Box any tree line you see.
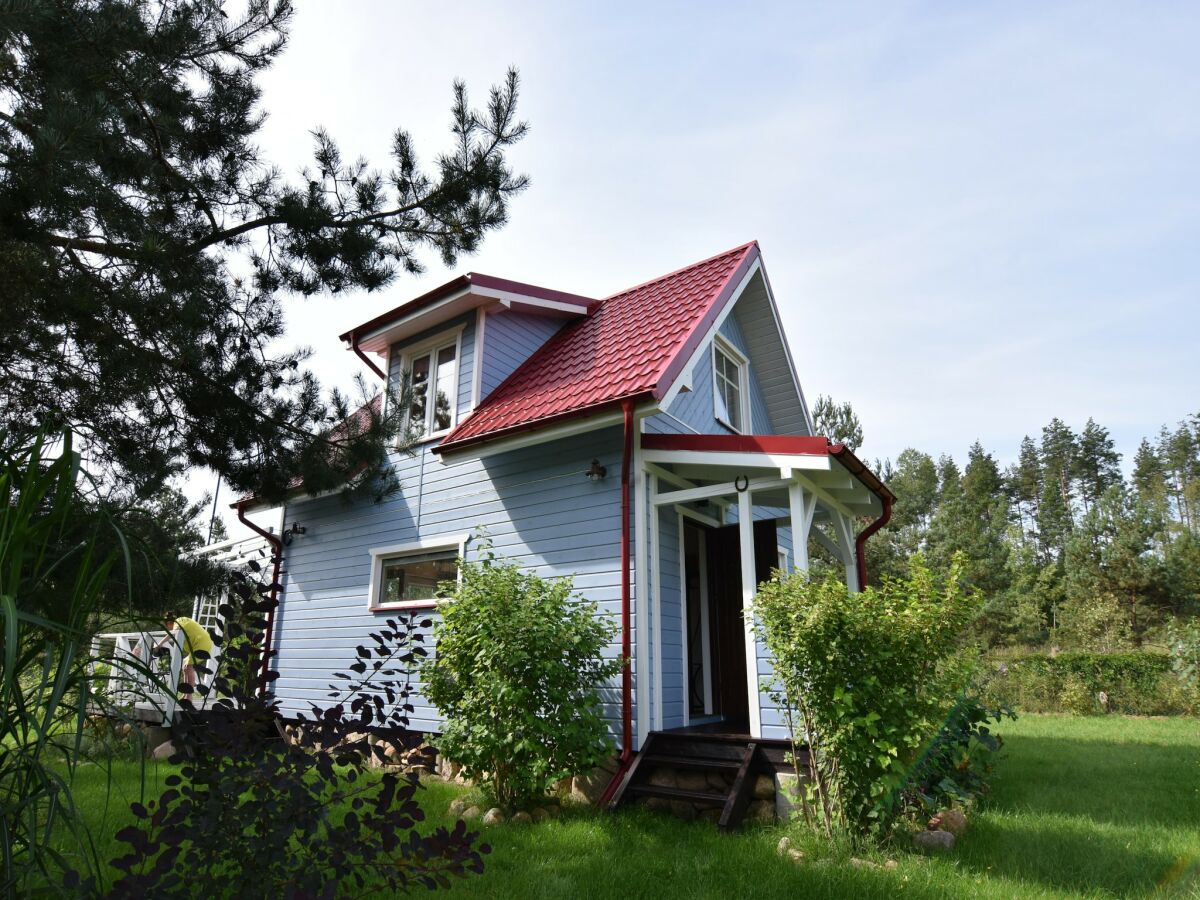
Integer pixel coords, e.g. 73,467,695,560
814,398,1200,651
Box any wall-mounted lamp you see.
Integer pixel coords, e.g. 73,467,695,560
282,522,307,546
585,459,608,482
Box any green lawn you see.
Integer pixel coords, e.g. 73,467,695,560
66,715,1200,898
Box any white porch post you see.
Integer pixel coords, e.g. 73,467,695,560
832,512,861,593
787,481,812,575
737,489,762,738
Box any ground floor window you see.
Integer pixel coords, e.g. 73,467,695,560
367,536,466,610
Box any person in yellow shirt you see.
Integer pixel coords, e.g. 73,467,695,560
152,613,214,689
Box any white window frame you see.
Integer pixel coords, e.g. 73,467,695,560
712,334,751,434
367,533,469,611
399,326,464,442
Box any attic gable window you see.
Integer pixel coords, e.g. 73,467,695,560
712,335,750,433
400,329,461,439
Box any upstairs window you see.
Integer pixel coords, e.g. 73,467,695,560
712,336,750,433
402,334,460,438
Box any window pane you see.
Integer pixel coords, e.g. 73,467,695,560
433,345,456,432
380,551,459,604
714,346,743,431
409,354,430,435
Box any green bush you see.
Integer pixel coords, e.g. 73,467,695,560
752,553,981,837
423,548,623,809
973,651,1196,715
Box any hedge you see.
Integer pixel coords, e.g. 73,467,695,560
973,651,1197,715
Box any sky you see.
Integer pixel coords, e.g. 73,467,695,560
202,1,1200,535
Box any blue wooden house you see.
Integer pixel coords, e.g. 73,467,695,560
239,242,893,818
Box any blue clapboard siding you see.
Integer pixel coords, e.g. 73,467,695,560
479,309,564,398
387,312,477,421
272,426,633,738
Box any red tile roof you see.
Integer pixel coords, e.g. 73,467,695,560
435,241,760,453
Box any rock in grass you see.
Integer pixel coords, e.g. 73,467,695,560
787,849,806,864
151,740,176,761
531,807,550,823
448,797,468,816
913,829,956,852
930,808,968,836
481,807,505,825
776,836,792,856
746,799,775,822
462,806,481,820
753,774,775,800
510,811,533,825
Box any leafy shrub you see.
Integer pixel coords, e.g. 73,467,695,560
1058,673,1098,715
752,554,981,836
1168,619,1200,697
99,562,488,897
906,696,1016,812
973,651,1195,715
422,548,622,809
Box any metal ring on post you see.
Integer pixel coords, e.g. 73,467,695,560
734,474,749,493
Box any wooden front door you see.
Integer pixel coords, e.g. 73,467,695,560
705,519,778,727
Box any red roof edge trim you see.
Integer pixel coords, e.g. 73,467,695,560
339,275,470,342
433,391,653,455
339,273,595,343
651,242,760,400
828,443,896,503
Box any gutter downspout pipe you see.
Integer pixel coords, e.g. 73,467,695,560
349,330,387,380
236,502,284,696
854,494,892,591
598,398,636,808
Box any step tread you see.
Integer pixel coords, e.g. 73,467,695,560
642,753,741,770
627,783,729,804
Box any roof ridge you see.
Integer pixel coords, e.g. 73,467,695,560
597,240,758,302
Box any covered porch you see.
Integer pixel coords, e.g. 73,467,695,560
640,433,893,741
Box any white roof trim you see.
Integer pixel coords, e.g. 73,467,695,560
658,258,763,411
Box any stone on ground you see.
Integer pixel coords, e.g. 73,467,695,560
913,829,956,852
675,770,709,792
462,806,481,820
481,808,505,825
752,774,774,800
531,807,550,823
510,811,533,825
930,808,968,836
151,740,176,760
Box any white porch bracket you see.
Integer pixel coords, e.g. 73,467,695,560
830,511,862,593
787,481,814,574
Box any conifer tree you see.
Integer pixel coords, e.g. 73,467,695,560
1037,418,1078,558
1,1,530,502
1074,418,1122,514
812,394,864,452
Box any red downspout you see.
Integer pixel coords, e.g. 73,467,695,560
598,398,636,808
236,502,284,696
349,330,387,380
854,495,892,590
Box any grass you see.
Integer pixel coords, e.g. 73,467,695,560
64,715,1199,898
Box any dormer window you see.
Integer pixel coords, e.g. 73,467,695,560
712,335,750,433
401,330,461,439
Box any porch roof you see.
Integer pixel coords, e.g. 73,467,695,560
640,433,894,517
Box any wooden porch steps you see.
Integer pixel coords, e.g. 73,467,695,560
608,730,792,831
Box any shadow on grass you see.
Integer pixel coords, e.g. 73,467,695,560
987,734,1200,829
954,812,1193,897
